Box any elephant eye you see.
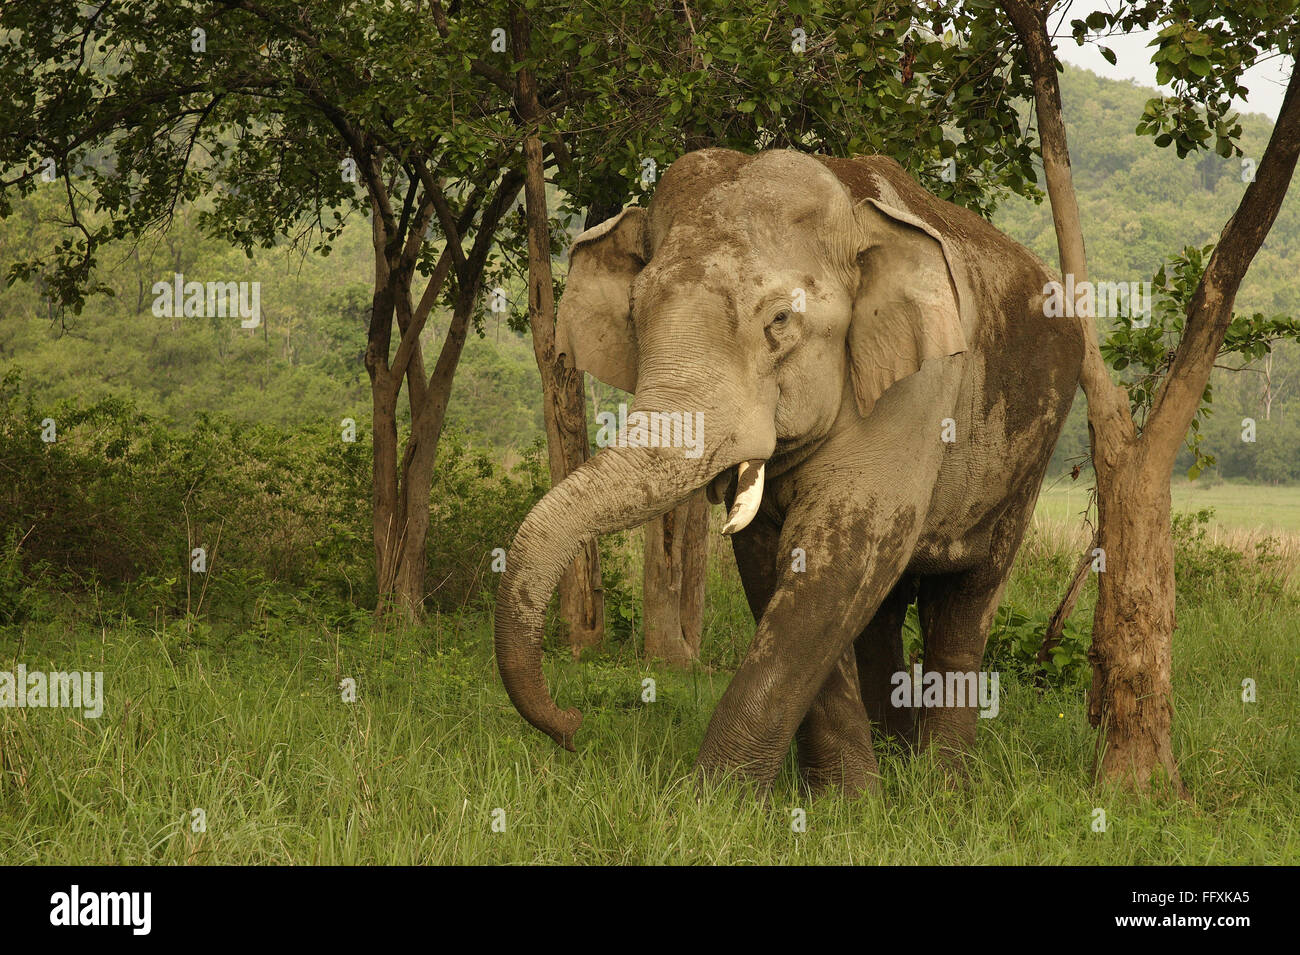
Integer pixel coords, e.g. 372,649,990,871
764,309,793,348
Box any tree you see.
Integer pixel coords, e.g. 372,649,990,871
0,1,539,620
1001,0,1300,790
509,3,604,652
642,490,710,666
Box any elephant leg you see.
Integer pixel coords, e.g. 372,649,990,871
795,647,879,795
914,494,1040,769
694,359,956,791
854,576,917,748
695,495,926,791
730,507,782,621
914,562,1010,770
733,506,878,795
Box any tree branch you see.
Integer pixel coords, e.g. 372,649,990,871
1145,67,1300,462
1001,0,1138,466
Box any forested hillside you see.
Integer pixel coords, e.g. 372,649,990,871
0,186,550,463
3,65,1298,480
993,68,1300,482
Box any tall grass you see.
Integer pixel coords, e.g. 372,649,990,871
3,380,1295,863
2,522,1296,865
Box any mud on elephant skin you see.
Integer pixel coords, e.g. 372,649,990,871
493,148,1083,795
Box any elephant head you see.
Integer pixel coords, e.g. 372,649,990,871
494,149,968,749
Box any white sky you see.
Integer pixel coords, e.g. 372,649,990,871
1051,0,1294,121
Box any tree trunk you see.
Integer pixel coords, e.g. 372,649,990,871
523,146,603,653
369,264,438,623
1003,0,1300,791
366,229,457,623
390,277,481,620
680,491,709,653
1263,351,1273,420
1088,450,1179,790
643,490,709,667
1003,0,1169,790
370,358,406,615
513,15,604,654
371,347,431,622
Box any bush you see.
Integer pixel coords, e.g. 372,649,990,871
424,432,547,614
0,526,57,625
1172,507,1285,605
905,600,1092,688
1,366,572,627
982,604,1091,686
0,368,371,620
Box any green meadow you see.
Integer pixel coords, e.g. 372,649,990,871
1036,481,1300,535
3,503,1297,865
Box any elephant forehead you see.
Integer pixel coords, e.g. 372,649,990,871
641,236,789,300
651,199,843,281
638,241,832,331
657,208,826,268
703,177,845,234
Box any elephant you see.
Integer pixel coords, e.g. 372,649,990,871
494,148,1083,795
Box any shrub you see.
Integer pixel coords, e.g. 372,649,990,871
0,368,370,620
1172,507,1285,604
424,431,547,614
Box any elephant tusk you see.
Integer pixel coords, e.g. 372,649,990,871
721,459,766,535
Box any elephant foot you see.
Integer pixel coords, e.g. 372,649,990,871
796,705,881,797
916,709,978,781
692,749,784,797
798,751,881,798
796,661,882,798
692,734,880,798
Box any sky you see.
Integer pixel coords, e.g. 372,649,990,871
1050,0,1293,121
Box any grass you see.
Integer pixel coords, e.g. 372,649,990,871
1034,478,1300,589
1037,477,1300,534
2,514,1298,864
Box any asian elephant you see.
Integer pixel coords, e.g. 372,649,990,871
494,148,1082,795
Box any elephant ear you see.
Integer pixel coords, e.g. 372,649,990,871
556,207,648,393
847,198,967,418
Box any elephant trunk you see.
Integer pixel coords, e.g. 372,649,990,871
494,439,724,749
